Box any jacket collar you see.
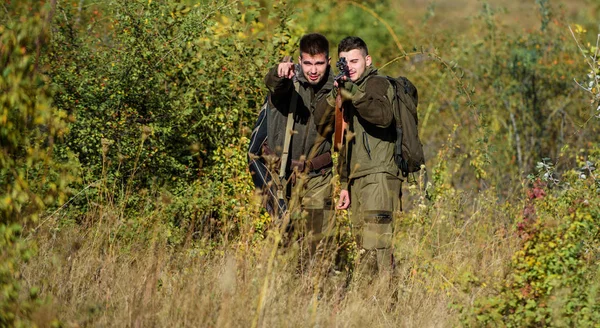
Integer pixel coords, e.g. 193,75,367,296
353,65,378,85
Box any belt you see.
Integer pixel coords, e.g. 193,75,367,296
290,151,333,175
262,144,332,176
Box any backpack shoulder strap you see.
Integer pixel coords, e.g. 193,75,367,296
382,76,401,126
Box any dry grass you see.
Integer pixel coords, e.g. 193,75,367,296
22,186,519,327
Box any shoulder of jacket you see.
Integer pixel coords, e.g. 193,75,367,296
365,75,395,91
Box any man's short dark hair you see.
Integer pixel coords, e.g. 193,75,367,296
338,36,368,56
299,33,329,58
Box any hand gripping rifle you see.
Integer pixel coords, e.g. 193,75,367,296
333,57,350,151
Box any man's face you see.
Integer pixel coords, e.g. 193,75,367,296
339,49,371,82
299,53,330,85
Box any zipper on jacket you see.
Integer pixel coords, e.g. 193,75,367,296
363,131,372,160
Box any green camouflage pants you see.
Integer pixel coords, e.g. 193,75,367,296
349,172,402,273
292,169,334,257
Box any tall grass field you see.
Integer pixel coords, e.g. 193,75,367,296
2,0,600,326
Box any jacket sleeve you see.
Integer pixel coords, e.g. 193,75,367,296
264,65,293,99
314,88,336,137
345,77,393,128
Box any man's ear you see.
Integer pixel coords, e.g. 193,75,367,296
328,56,331,65
365,55,372,66
297,55,302,63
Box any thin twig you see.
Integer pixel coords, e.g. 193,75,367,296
28,181,101,237
568,26,596,71
343,1,404,54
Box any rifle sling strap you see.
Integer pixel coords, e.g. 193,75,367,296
334,92,344,151
277,81,299,199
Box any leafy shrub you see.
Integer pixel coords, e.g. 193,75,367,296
467,158,600,326
1,1,77,325
48,0,295,190
162,136,264,246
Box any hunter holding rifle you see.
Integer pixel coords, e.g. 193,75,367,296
315,36,402,275
259,33,335,258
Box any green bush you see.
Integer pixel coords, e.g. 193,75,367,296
47,0,296,191
467,154,600,326
1,1,77,325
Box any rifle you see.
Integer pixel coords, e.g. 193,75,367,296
333,57,350,151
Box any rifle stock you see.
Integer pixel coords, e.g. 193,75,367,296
333,57,350,152
334,92,344,152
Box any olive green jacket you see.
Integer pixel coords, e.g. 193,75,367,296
314,65,399,189
263,64,334,176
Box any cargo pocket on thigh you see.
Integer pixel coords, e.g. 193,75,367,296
386,174,402,213
362,211,393,250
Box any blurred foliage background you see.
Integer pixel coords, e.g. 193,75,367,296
2,0,600,326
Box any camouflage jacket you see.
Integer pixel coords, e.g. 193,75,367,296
315,65,399,189
263,63,334,176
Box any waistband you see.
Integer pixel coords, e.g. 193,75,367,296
262,144,332,176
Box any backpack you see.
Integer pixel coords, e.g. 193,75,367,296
247,95,287,216
386,76,425,177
